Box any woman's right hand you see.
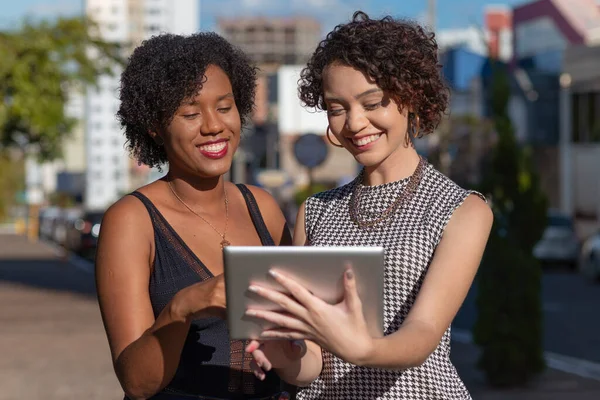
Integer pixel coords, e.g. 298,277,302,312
174,274,227,321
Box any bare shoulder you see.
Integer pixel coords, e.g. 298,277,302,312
446,194,493,235
243,184,279,206
293,200,308,246
96,194,154,269
242,184,291,245
101,194,153,235
243,184,284,219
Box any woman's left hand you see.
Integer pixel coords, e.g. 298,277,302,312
246,267,375,366
245,339,306,380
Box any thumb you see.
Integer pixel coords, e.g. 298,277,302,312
245,340,261,353
343,265,362,313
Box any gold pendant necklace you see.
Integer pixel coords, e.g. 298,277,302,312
167,179,230,249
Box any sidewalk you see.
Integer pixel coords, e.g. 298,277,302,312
0,234,122,400
3,233,600,399
452,339,600,399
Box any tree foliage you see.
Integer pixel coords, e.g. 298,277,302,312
0,17,122,160
473,63,547,387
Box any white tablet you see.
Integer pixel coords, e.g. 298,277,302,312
223,246,385,340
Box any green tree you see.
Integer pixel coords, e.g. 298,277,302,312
0,17,122,160
473,64,548,387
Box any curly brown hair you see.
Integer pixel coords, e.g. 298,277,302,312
298,11,449,136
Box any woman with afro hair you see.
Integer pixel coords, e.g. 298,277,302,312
95,32,322,400
244,11,493,400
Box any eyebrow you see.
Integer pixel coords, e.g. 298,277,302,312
217,93,234,101
324,88,383,103
184,92,234,105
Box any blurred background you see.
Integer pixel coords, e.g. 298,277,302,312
1,0,600,399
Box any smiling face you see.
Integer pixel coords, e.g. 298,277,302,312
154,64,241,178
322,63,410,169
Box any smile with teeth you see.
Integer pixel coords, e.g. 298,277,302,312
352,133,382,146
198,142,227,153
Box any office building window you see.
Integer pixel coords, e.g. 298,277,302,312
145,24,161,32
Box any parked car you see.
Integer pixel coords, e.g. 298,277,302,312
579,230,600,281
38,206,62,241
533,211,580,269
64,210,104,260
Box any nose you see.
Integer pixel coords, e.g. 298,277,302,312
345,108,369,134
201,109,225,135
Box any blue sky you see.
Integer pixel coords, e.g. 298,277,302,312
1,0,527,32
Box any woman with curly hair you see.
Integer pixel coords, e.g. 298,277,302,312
95,32,322,400
244,11,493,399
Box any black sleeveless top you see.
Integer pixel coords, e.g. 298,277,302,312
129,184,282,399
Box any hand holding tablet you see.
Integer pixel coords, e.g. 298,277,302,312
223,246,385,341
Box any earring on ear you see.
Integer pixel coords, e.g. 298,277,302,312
405,113,420,147
412,114,421,139
326,126,344,148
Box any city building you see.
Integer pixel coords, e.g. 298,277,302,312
29,86,87,205
510,0,600,145
508,0,600,214
439,6,513,120
84,0,199,210
437,5,513,61
276,65,356,190
561,43,600,224
217,16,321,68
217,16,326,190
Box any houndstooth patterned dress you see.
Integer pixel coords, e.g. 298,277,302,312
297,160,483,400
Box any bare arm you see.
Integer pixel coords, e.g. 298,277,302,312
96,196,224,399
276,201,322,386
359,195,493,369
245,192,322,386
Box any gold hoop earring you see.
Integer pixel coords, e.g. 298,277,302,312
326,126,344,148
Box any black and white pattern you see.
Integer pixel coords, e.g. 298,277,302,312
298,161,484,400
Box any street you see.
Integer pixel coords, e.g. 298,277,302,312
2,233,600,399
454,266,600,364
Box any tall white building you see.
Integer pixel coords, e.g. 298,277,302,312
84,0,198,210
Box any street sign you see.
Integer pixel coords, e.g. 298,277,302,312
293,133,328,169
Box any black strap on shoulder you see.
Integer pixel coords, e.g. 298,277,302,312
129,191,159,219
235,184,275,246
